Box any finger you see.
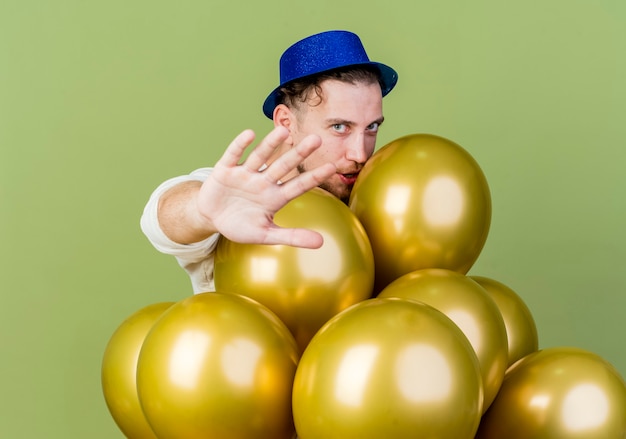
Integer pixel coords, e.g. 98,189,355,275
216,129,256,168
278,162,336,201
263,226,324,249
262,134,322,183
243,126,290,172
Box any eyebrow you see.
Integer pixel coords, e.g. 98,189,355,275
326,116,385,127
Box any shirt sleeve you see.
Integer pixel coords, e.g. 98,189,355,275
140,167,219,294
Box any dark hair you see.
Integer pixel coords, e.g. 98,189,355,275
276,65,382,113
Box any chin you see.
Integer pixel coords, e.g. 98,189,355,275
319,183,351,204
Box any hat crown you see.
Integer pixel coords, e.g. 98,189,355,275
279,31,371,84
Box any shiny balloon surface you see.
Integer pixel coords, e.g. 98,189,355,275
293,298,483,439
349,134,491,292
215,187,374,351
476,347,626,439
379,268,508,411
136,292,299,439
101,301,174,439
471,275,538,366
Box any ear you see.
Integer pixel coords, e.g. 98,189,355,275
273,104,296,146
273,104,294,129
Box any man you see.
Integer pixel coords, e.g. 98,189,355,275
141,30,398,293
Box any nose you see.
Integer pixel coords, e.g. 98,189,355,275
345,133,368,164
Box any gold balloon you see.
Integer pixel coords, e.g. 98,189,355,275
101,301,174,439
379,268,508,412
293,298,483,439
215,187,375,352
136,292,300,439
470,275,538,367
349,134,491,292
476,347,626,439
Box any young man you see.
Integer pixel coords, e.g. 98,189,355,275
141,30,398,293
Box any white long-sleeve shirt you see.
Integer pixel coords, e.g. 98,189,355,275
140,168,220,294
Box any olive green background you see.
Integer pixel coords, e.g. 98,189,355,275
1,0,625,437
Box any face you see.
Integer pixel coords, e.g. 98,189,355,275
285,80,384,203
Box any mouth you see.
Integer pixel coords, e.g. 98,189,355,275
339,171,360,185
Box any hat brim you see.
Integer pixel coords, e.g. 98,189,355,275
262,62,398,119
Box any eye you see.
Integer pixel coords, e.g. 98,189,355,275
332,123,347,133
367,122,380,132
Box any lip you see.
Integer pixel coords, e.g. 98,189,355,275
339,171,360,185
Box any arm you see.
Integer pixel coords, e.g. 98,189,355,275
156,126,336,249
157,179,213,245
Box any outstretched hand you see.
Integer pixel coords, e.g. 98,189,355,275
196,126,336,248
